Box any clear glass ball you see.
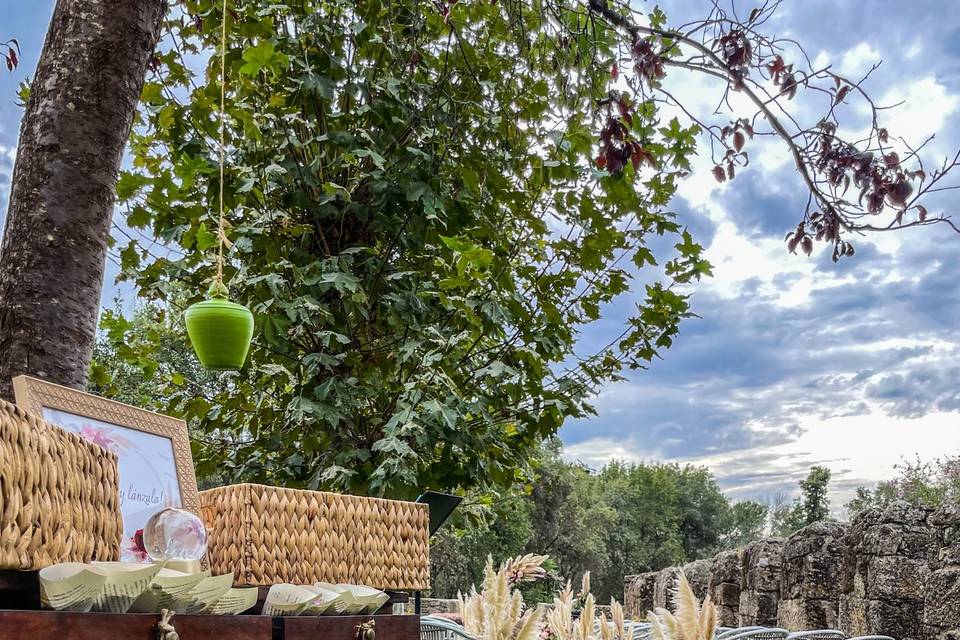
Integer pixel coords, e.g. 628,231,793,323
142,507,208,562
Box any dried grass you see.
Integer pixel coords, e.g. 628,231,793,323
645,574,719,640
460,556,719,640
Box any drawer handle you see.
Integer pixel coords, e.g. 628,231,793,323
156,609,180,640
356,619,376,640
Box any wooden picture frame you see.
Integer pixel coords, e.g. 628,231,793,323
12,375,201,563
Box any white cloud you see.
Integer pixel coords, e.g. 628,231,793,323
876,75,959,151
709,407,960,505
561,0,960,518
752,138,795,175
565,406,960,509
700,220,813,304
562,437,655,468
840,43,881,77
904,40,924,60
0,144,14,169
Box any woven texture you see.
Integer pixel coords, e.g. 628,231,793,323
200,483,430,589
0,399,122,568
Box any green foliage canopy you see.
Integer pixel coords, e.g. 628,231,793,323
720,499,768,549
112,0,709,496
429,449,763,602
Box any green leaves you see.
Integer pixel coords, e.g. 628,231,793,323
438,235,494,289
239,41,288,76
300,72,335,100
195,223,217,251
127,205,151,229
116,171,151,201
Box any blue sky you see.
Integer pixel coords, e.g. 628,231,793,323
560,0,960,507
1,1,958,509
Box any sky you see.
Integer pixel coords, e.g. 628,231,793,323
1,1,958,512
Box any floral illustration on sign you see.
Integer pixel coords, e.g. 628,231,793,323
122,528,149,562
77,423,134,454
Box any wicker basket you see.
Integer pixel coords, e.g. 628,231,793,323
0,399,122,569
200,483,430,589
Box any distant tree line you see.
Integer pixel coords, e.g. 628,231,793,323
429,455,960,601
429,442,769,602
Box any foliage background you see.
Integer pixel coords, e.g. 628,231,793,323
105,0,711,500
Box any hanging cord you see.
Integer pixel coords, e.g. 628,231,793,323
214,0,230,296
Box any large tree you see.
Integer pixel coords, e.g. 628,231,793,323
115,0,712,497
103,0,959,497
0,0,166,398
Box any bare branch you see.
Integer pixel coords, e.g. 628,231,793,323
585,0,960,261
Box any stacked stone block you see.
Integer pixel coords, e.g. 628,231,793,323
778,521,848,630
838,502,933,640
710,550,743,627
925,502,960,640
654,566,683,611
739,538,784,627
624,572,658,620
619,499,960,638
683,559,713,602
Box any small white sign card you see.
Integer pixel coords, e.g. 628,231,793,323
13,375,202,563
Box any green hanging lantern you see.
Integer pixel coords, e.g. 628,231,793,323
185,282,254,371
184,0,253,372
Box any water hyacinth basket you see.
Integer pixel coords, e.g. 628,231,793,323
199,483,430,589
0,400,122,569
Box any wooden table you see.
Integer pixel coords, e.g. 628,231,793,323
0,610,420,640
0,570,410,614
0,569,420,639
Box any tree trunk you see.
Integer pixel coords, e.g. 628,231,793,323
0,0,166,399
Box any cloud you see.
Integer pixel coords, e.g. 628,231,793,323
840,43,882,77
564,405,960,508
563,167,960,507
718,173,804,240
876,76,959,148
865,366,960,417
575,219,959,478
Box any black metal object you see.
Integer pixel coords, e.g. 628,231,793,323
415,491,462,537
413,492,461,615
0,570,40,610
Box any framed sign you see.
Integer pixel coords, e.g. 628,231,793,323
13,375,201,563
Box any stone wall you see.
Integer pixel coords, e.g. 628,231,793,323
654,566,684,611
625,572,657,619
710,550,742,627
683,559,713,602
621,500,960,638
625,560,716,620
